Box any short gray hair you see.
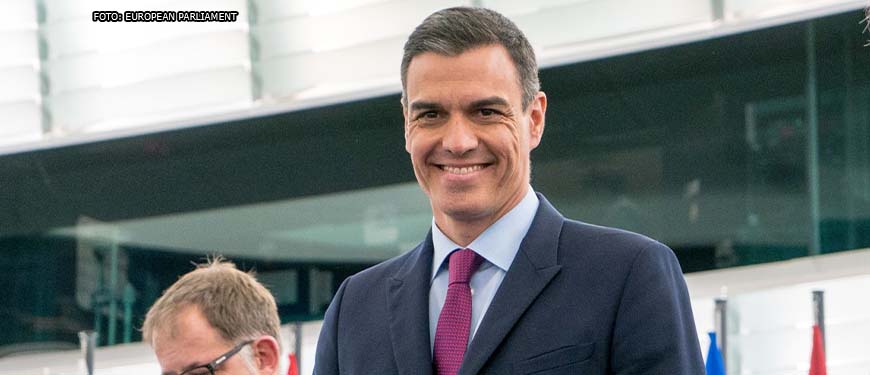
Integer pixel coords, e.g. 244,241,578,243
400,7,540,108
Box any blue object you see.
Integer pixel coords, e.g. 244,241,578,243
706,331,726,375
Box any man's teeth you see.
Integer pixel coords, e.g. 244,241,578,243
443,165,484,175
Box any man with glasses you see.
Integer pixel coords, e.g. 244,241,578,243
142,259,281,375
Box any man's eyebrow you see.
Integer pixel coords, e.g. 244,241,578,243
409,101,443,112
468,96,510,109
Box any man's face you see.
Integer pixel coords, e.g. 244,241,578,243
403,44,546,230
152,305,258,375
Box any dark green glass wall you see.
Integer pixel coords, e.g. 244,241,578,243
0,9,868,353
535,11,870,271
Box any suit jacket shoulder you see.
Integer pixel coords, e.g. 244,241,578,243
315,234,435,375
465,195,704,374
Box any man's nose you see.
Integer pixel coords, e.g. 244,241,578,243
441,117,478,155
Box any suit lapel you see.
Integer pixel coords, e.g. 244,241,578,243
387,231,435,375
459,194,565,375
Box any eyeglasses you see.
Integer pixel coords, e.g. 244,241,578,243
178,340,254,375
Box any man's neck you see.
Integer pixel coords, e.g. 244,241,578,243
433,217,490,247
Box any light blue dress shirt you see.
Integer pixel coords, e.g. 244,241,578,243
429,187,540,353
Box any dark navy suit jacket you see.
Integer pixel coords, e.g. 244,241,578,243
314,194,704,374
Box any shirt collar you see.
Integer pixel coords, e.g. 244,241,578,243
431,186,540,281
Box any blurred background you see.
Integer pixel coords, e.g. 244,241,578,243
1,0,869,374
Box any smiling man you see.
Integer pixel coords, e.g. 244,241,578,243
142,259,281,375
315,7,704,375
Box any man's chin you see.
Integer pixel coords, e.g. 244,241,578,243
436,202,493,223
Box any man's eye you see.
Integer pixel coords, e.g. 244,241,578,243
182,367,212,375
416,111,439,120
479,108,497,116
190,369,211,375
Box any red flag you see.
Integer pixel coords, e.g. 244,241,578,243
809,325,826,375
287,353,299,375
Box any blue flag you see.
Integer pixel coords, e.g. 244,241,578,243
706,331,726,375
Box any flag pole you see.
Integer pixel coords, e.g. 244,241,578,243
714,297,727,368
812,290,825,352
295,321,303,374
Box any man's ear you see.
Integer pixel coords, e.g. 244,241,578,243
252,336,280,375
528,91,547,150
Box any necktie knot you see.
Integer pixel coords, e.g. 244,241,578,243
448,248,483,285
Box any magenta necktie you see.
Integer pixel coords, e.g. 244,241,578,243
433,248,484,375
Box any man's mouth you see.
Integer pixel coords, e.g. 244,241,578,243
439,164,488,175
